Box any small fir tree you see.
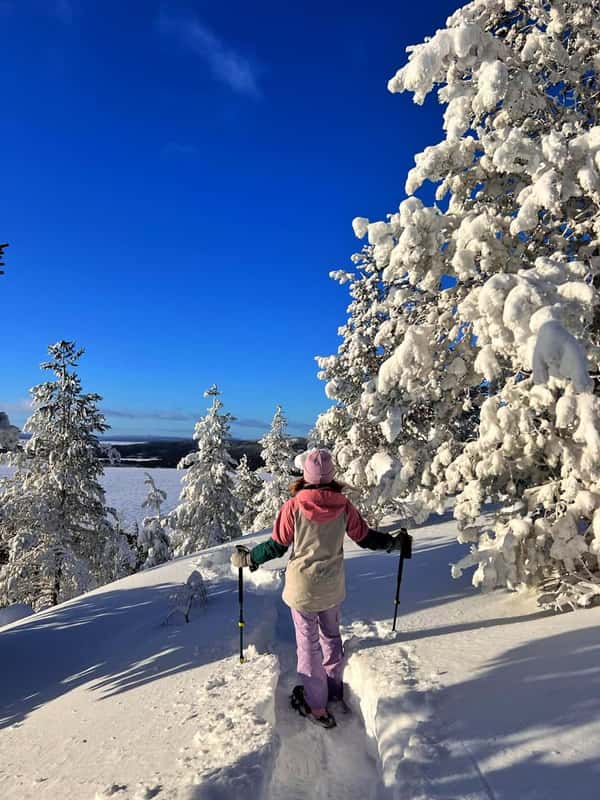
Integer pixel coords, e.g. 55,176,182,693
252,406,295,532
0,341,129,609
138,472,172,569
104,508,139,580
234,454,262,533
168,386,241,555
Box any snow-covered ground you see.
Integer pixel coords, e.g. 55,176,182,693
0,466,184,529
2,508,600,800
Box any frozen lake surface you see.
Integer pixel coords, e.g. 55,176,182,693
0,465,184,527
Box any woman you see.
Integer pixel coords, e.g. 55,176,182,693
231,448,408,729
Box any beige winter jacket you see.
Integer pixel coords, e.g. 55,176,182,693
272,489,369,613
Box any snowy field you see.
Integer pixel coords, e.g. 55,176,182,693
2,508,600,800
0,466,184,529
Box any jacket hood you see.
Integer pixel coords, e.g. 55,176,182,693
295,489,347,523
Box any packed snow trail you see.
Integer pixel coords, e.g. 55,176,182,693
267,600,384,800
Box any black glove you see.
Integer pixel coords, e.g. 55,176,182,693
387,528,412,558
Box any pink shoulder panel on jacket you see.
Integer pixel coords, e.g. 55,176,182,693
272,497,297,546
272,491,368,545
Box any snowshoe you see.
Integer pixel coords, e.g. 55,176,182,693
310,710,337,729
290,685,337,729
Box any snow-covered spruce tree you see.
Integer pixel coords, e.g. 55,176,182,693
313,247,395,522
0,341,130,609
319,216,476,525
168,385,241,555
252,405,295,532
234,454,262,533
138,472,171,569
348,0,600,605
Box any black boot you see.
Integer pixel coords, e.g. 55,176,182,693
290,685,337,729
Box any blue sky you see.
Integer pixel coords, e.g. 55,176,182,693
1,0,459,438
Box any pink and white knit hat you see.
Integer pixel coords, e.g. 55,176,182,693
303,449,335,485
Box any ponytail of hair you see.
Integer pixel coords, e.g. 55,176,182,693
289,477,345,496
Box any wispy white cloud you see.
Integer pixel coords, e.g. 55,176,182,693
0,401,309,437
158,9,261,98
103,407,310,435
102,407,196,423
235,417,311,435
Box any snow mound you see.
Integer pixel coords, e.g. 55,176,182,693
194,546,283,592
184,649,279,798
0,603,34,628
193,546,235,581
342,620,436,798
532,320,592,393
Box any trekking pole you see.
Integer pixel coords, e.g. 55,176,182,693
238,565,245,664
392,529,413,632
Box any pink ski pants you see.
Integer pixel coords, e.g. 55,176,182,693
290,605,344,712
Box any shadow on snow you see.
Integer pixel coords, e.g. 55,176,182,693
0,574,273,730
